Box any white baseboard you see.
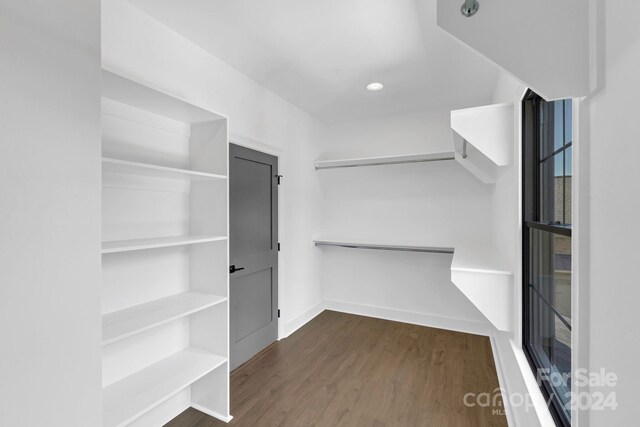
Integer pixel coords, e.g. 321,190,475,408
324,299,493,337
190,404,233,423
281,300,325,338
142,399,191,427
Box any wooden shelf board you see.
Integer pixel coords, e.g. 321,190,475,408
102,292,227,345
103,157,227,181
103,348,226,427
314,152,455,170
102,235,226,254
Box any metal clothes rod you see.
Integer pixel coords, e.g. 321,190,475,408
313,240,455,254
315,157,455,170
314,152,456,171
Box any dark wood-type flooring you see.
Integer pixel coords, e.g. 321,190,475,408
166,310,507,427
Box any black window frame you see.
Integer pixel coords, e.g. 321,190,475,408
522,90,572,427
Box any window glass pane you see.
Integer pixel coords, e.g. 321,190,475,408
564,146,572,177
528,228,572,407
539,154,565,223
564,146,572,224
539,103,552,159
528,287,572,383
539,100,565,160
539,160,551,221
564,100,572,145
554,101,564,151
529,228,572,315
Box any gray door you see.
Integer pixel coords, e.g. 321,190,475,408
229,144,278,370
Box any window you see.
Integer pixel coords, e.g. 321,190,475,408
522,91,572,426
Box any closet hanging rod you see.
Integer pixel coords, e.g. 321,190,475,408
314,240,454,254
314,152,456,170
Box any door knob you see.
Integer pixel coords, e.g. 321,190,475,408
229,265,245,274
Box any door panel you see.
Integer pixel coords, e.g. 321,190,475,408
234,158,273,257
229,144,278,370
234,268,274,340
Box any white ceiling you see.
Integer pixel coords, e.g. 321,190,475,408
128,0,500,123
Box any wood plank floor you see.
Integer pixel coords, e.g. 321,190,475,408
166,310,507,427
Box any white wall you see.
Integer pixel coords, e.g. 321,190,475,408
102,0,325,337
582,2,640,424
0,2,102,426
318,109,494,334
491,70,525,267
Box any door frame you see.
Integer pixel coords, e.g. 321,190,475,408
229,133,284,339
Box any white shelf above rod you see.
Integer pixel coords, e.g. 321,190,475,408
314,152,455,170
314,240,454,254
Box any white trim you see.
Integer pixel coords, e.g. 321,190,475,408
324,299,493,337
281,300,325,339
513,87,527,346
510,341,557,427
229,132,283,157
189,404,233,423
489,334,517,427
151,400,191,427
489,333,558,427
572,97,589,427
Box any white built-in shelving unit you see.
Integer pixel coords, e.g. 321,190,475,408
450,245,514,331
101,70,231,426
447,102,515,330
450,102,514,184
314,239,514,331
314,105,516,331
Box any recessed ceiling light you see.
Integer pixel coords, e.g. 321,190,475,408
366,82,384,92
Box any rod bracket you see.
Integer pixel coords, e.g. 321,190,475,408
461,0,479,17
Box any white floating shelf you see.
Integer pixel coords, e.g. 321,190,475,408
451,103,514,184
314,238,513,331
102,235,226,254
102,292,227,345
450,245,513,331
103,348,226,427
103,157,227,181
314,240,454,254
314,152,455,170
